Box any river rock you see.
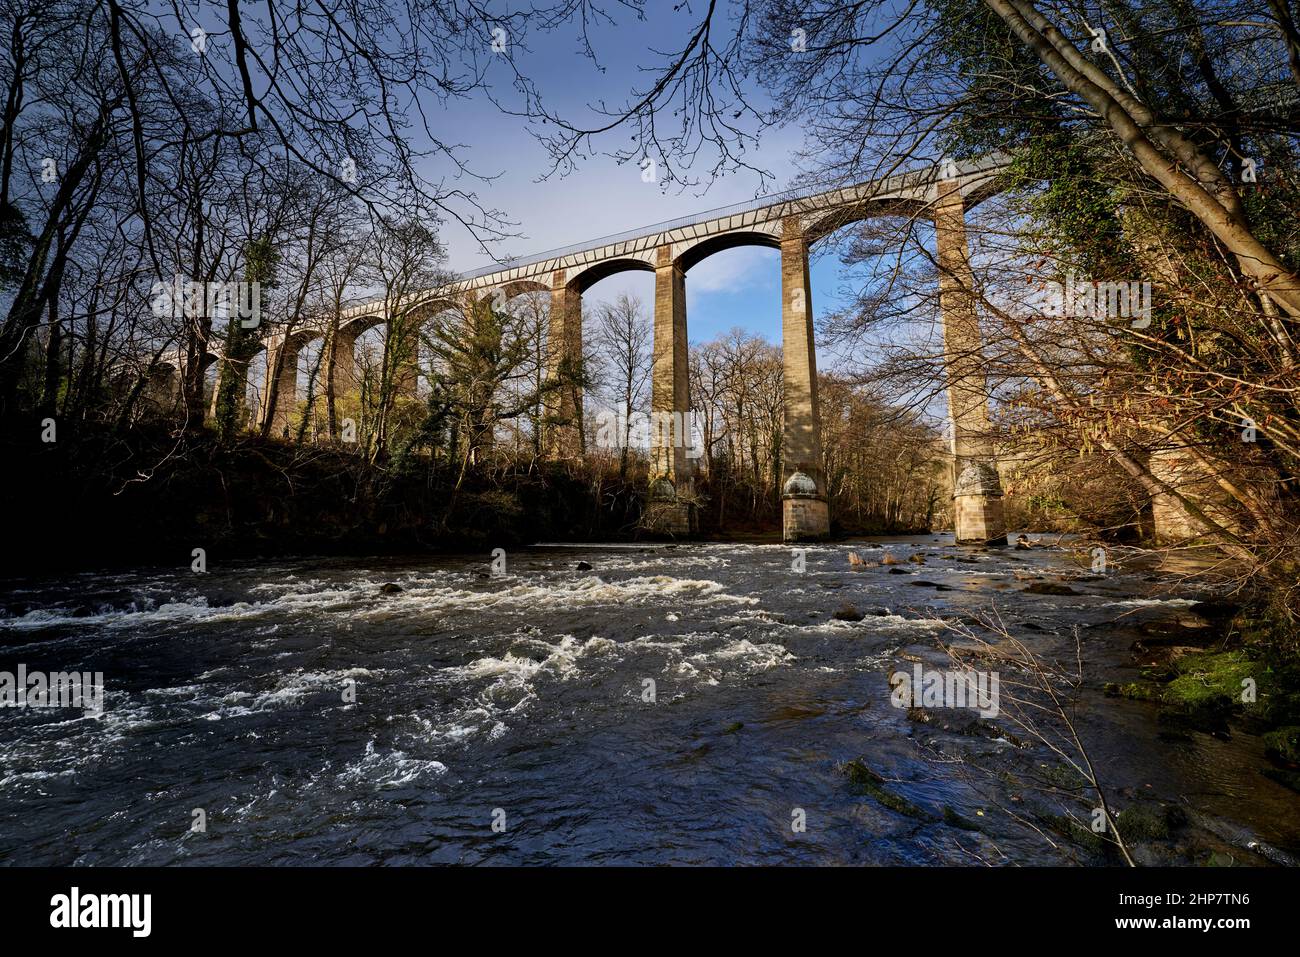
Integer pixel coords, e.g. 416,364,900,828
832,602,865,622
575,561,593,571
1134,616,1214,647
379,582,403,595
1188,598,1240,621
1022,582,1079,596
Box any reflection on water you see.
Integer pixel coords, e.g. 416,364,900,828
0,537,1295,865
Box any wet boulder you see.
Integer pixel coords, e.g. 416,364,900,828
1134,615,1215,648
1021,582,1079,596
1188,598,1240,622
832,602,865,622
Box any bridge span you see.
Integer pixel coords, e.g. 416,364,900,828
164,155,1012,544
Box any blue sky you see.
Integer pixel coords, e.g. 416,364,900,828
416,5,855,349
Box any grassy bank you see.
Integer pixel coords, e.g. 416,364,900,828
1106,597,1300,793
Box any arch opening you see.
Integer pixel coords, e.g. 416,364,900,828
570,257,655,295
676,230,780,274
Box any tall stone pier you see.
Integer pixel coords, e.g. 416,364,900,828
780,217,830,541
263,334,300,438
644,246,696,535
329,323,363,400
548,273,584,457
320,322,362,439
934,180,1007,545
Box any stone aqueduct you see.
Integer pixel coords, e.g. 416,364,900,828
160,155,1012,544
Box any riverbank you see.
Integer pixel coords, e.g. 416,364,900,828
1102,597,1300,812
1,424,937,575
1,425,638,575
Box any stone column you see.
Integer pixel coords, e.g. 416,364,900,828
461,293,494,460
780,216,830,542
329,322,362,399
147,362,181,415
548,272,584,457
206,359,225,422
935,179,1007,545
1147,446,1241,544
1148,448,1199,543
326,322,362,440
263,334,300,439
645,246,695,535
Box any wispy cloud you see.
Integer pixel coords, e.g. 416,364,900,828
686,246,777,295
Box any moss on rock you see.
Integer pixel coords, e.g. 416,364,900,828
1262,726,1300,764
1116,803,1185,842
1104,681,1163,702
840,759,935,821
942,805,981,831
1163,650,1258,712
1039,812,1106,854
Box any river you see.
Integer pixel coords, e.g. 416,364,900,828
1,536,1296,865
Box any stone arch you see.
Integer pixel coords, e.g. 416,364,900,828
674,228,781,272
485,279,551,303
538,261,661,458
405,294,465,320
338,311,385,339
327,297,454,400
802,197,928,247
568,257,656,294
413,298,472,394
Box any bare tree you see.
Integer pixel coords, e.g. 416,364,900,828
594,293,652,480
